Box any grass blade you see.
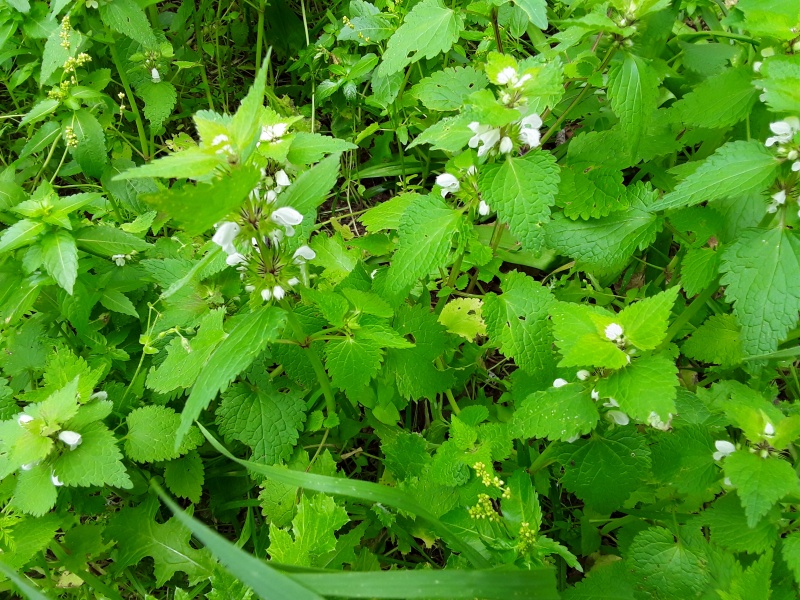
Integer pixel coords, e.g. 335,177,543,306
0,562,50,600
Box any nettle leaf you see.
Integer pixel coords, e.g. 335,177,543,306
125,405,203,463
99,0,157,46
74,225,150,256
557,427,651,513
53,422,132,489
216,381,306,464
280,153,342,214
682,314,743,367
550,303,629,369
546,182,662,275
67,110,108,179
106,496,215,586
164,450,205,504
607,53,660,158
12,465,58,516
287,133,356,165
514,0,547,29
555,166,628,220
720,227,800,357
177,306,287,447
671,67,757,129
384,194,465,297
0,219,45,254
596,352,678,422
628,527,711,598
503,470,543,532
680,246,720,297
411,66,488,112
483,271,557,375
617,286,679,350
377,0,463,77
782,531,800,587
759,55,800,113
115,148,225,181
338,0,393,44
724,450,800,527
325,335,383,395
478,150,560,252
40,230,78,294
438,298,486,340
511,383,599,442
652,141,778,211
702,493,779,555
138,81,178,131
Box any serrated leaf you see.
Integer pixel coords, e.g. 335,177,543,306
53,422,132,488
720,227,800,357
672,67,757,129
628,527,710,598
164,450,205,504
555,166,628,220
514,0,547,28
288,133,356,165
759,55,800,113
724,450,799,527
407,113,475,152
377,0,463,77
359,192,419,233
702,493,778,555
438,298,486,340
138,81,177,131
550,303,629,369
74,225,149,256
680,246,720,296
503,470,542,533
0,219,45,255
100,289,138,317
177,306,287,446
478,150,560,252
652,141,778,211
325,336,383,395
40,230,77,294
411,66,488,112
67,110,108,179
682,314,743,367
483,271,557,374
596,352,677,422
782,531,800,587
114,147,225,181
279,153,341,214
125,405,203,463
99,0,156,46
216,383,306,464
511,384,599,442
618,286,679,350
19,99,60,128
607,53,659,158
11,465,58,516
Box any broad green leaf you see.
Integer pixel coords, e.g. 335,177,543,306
550,303,629,369
230,60,269,155
98,0,156,46
782,531,800,587
557,428,651,512
268,494,349,566
411,66,488,112
40,230,77,294
682,314,743,367
407,113,475,152
288,133,356,165
759,55,800,113
720,227,800,357
438,298,486,340
325,335,383,395
555,166,628,220
18,99,59,128
724,450,799,527
502,470,543,533
680,246,720,296
478,150,560,252
176,306,287,447
125,405,203,463
618,286,679,350
483,271,557,374
11,465,58,516
359,192,419,233
338,0,393,44
19,121,61,159
652,141,778,211
607,53,660,158
514,0,547,28
672,67,757,129
216,382,306,464
138,81,177,131
511,384,599,442
561,562,635,600
68,110,108,179
114,148,225,181
0,219,45,254
164,450,205,504
596,352,677,422
100,290,138,317
628,527,710,598
53,422,132,489
702,493,779,555
142,166,261,235
279,153,341,214
377,0,463,77
74,225,149,256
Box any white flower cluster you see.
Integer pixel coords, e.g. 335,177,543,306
765,117,800,170
434,166,491,215
16,413,82,487
151,68,161,83
259,122,288,145
467,113,542,158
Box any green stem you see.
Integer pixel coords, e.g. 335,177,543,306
490,7,504,53
255,0,266,74
529,442,556,474
110,43,149,160
192,0,215,111
434,252,464,313
658,279,720,350
435,357,460,415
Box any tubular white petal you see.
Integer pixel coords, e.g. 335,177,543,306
607,410,630,425
478,200,491,216
293,245,316,262
226,253,247,266
151,68,161,83
271,207,304,227
604,322,624,341
261,288,272,301
576,370,590,381
499,136,513,154
272,286,285,301
51,472,64,487
17,414,33,425
552,378,569,388
212,222,241,253
714,440,736,457
496,66,517,85
275,170,291,187
89,391,108,401
58,430,82,450
287,277,300,286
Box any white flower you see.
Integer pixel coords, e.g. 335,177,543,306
604,322,624,342
212,221,241,255
85,0,98,8
275,170,291,188
496,66,518,85
225,252,247,266
58,430,82,450
51,472,64,487
499,136,513,154
591,389,600,401
647,411,673,431
261,288,272,301
794,161,800,172
552,378,569,388
293,245,316,263
603,397,620,408
764,421,775,438
478,200,491,216
767,189,788,213
266,189,278,203
151,68,161,83
723,477,733,487
519,113,542,148
565,434,580,443
211,134,229,147
576,370,591,381
753,61,763,73
287,277,300,287
712,440,736,461
112,254,127,267
89,391,108,401
272,286,285,301
606,410,630,425
468,122,501,157
436,173,460,197
17,414,33,426
271,207,303,236
765,117,800,146
260,123,288,143
21,462,37,471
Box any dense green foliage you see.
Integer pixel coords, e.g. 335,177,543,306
2,0,800,598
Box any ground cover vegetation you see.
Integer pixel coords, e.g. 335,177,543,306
1,0,800,598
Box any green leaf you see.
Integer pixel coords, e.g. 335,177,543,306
483,271,557,374
782,531,800,587
720,227,800,357
503,470,543,533
759,55,800,113
682,314,743,367
177,306,287,447
411,66,488,112
376,0,463,77
67,110,108,179
550,303,629,369
724,450,799,527
0,219,45,255
555,166,627,220
702,493,778,555
359,192,419,233
230,60,269,155
53,422,132,488
216,382,306,464
74,225,150,256
114,148,225,181
19,122,61,159
680,246,720,297
628,527,711,598
164,450,205,504
125,405,203,463
279,153,341,214
100,290,138,317
18,99,60,128
0,561,50,600
511,383,599,442
407,113,475,152
607,53,660,158
545,183,662,275
99,0,156,46
618,286,679,350
596,352,677,422
40,230,78,294
287,133,356,164
438,298,486,340
478,150,560,252
268,494,349,566
652,141,778,211
138,81,177,131
557,427,652,513
514,0,547,29
325,336,383,395
143,166,262,235
11,465,58,516
338,0,393,45
672,67,758,129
